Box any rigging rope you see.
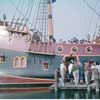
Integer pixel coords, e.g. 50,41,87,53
30,0,39,29
18,0,31,30
83,0,100,17
33,0,41,31
22,0,34,30
93,16,100,39
9,0,21,27
93,1,100,39
87,0,98,34
83,0,100,40
9,0,31,29
13,0,25,29
8,0,25,40
9,0,25,20
8,0,49,42
32,0,48,41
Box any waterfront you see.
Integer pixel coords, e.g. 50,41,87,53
0,90,100,99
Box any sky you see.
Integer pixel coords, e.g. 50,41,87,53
53,0,100,42
0,0,100,42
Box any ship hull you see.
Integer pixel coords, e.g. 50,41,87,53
0,74,54,91
0,46,100,79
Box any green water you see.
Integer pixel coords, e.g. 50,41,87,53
0,90,99,99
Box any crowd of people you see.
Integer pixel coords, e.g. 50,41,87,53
59,56,100,87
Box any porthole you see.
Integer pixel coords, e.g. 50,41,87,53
86,46,93,53
57,46,63,52
71,46,78,53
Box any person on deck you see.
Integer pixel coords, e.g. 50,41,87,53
84,61,89,85
78,60,84,83
68,59,74,83
90,62,97,82
90,62,99,90
59,60,67,86
72,59,79,86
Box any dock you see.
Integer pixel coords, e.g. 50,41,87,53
49,69,100,92
50,82,99,91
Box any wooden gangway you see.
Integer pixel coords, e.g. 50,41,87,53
50,82,99,91
49,69,100,92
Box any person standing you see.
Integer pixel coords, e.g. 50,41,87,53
68,59,74,83
90,62,99,91
90,62,96,82
84,61,89,85
78,59,84,83
72,59,79,86
59,60,67,86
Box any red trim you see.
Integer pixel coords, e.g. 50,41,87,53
0,75,54,84
0,87,48,93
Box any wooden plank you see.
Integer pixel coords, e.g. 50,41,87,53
50,83,99,91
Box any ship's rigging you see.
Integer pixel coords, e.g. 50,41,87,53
83,0,100,43
1,0,56,42
1,0,100,44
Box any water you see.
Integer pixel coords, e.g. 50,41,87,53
0,90,100,99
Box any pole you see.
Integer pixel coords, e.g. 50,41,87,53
47,0,54,40
54,69,59,91
95,69,99,92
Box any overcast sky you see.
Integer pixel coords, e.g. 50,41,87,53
0,0,100,42
53,0,100,41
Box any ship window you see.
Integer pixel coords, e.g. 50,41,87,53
0,56,5,63
71,46,78,53
86,46,93,53
57,46,63,53
13,57,20,68
13,56,27,69
20,56,27,68
42,61,49,70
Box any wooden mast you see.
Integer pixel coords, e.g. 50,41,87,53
48,0,54,41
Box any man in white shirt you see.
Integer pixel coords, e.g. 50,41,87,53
90,62,96,81
60,60,66,86
68,59,74,74
84,61,89,85
68,59,74,83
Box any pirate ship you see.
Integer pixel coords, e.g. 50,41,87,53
0,0,100,82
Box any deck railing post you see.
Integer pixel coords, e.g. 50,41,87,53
54,69,59,91
95,69,99,92
87,85,90,92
